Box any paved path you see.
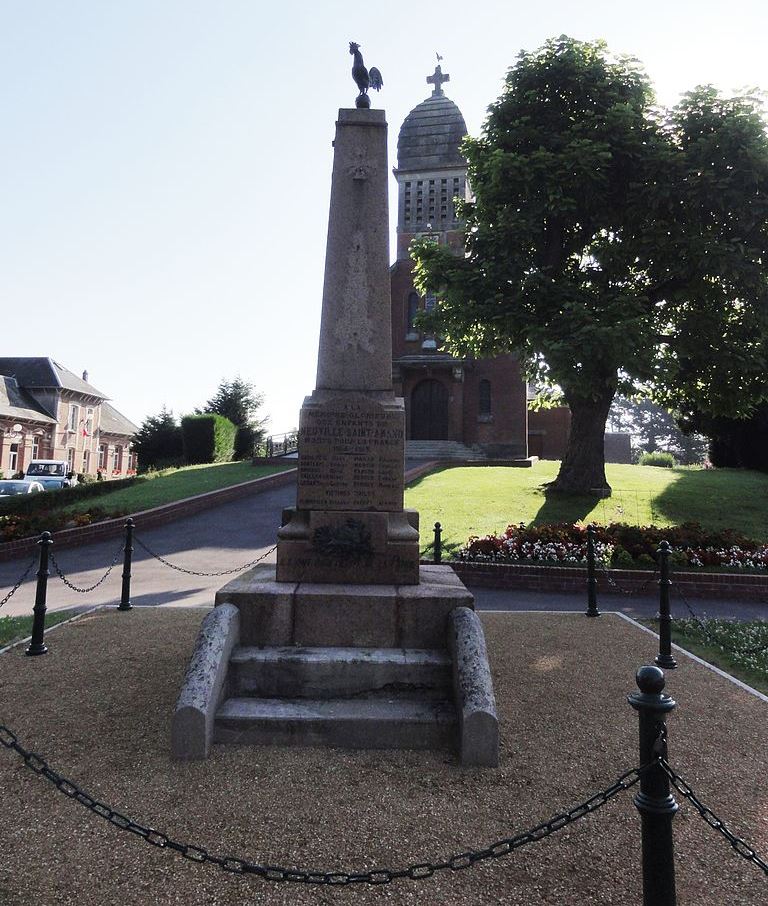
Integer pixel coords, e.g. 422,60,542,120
1,475,766,622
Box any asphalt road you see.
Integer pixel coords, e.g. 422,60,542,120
1,475,766,622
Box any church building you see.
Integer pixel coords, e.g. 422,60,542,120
389,65,629,464
389,64,531,459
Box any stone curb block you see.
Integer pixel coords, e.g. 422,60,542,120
171,603,240,760
0,468,297,562
448,606,499,767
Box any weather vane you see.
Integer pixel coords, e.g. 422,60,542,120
349,42,383,108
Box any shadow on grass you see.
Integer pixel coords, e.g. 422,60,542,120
652,467,768,541
531,488,604,527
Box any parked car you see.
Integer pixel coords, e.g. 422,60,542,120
0,479,44,501
26,477,68,491
23,459,77,487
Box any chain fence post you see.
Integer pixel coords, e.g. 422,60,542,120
433,522,442,564
585,524,600,617
118,518,134,611
655,541,677,669
26,532,53,657
628,665,678,906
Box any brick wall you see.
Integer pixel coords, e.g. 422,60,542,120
448,560,768,602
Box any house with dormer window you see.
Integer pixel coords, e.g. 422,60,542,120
0,358,138,479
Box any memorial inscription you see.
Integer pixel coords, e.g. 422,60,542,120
297,396,404,512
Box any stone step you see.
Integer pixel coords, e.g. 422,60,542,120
229,645,452,698
214,696,456,750
405,441,487,461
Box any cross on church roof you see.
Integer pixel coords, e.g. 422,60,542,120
427,64,450,97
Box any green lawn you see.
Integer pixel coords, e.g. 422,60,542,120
62,461,294,518
405,462,768,553
644,619,768,695
0,610,75,647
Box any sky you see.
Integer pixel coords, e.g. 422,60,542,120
2,1,766,435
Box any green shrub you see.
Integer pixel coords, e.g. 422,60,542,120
638,451,676,468
234,425,257,460
0,476,140,518
181,414,236,464
613,548,634,567
133,408,184,471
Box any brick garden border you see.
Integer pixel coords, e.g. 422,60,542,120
448,560,768,602
0,468,297,563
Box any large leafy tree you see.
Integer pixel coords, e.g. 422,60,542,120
412,36,768,494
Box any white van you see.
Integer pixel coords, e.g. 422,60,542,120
24,459,77,487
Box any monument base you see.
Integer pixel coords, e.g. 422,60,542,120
276,507,420,585
172,565,499,766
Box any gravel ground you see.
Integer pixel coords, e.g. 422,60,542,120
0,609,765,905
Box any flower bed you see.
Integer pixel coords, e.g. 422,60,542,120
457,522,768,572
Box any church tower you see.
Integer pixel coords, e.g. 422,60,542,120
390,65,529,458
393,64,470,261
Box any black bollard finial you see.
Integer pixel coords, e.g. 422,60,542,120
26,531,53,656
118,518,134,611
433,522,442,564
628,664,678,906
585,524,600,617
655,541,677,669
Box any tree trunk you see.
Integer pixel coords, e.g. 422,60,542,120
548,389,616,496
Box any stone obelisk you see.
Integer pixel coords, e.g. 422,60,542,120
276,108,420,584
172,90,498,767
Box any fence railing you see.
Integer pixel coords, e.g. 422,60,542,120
255,432,298,459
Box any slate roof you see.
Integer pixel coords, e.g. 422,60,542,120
0,376,57,424
0,358,109,399
99,402,139,437
396,92,468,171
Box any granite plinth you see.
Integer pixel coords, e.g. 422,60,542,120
215,563,471,648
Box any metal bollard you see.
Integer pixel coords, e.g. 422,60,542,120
26,532,53,657
585,524,600,617
628,665,678,906
655,541,677,669
433,522,442,564
118,518,134,611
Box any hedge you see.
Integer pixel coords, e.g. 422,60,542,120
181,414,237,464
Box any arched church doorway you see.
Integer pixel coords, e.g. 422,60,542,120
411,379,449,439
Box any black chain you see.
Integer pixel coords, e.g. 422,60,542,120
49,542,124,595
599,564,658,597
133,536,277,578
0,721,646,886
0,555,37,610
674,586,768,657
660,759,768,876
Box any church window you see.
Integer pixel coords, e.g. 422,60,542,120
407,292,420,332
479,380,492,415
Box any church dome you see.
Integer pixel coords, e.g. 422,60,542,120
397,89,468,172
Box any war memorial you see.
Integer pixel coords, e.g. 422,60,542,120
172,48,499,767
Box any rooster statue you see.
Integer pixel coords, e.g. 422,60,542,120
349,42,383,108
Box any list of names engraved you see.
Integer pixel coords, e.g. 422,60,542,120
297,397,404,511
